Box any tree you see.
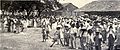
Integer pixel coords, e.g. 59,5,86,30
1,0,63,19
1,0,63,32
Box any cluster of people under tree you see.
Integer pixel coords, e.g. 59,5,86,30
41,14,120,50
1,16,25,33
0,9,38,33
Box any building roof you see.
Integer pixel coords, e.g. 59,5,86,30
61,3,72,7
61,3,78,8
74,1,120,12
55,3,78,12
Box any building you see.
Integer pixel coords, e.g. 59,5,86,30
55,3,78,17
74,1,120,18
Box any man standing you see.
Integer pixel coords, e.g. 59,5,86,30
107,26,116,50
64,25,70,46
87,29,94,50
7,17,12,32
50,26,64,47
42,27,46,42
80,28,88,50
94,31,103,50
69,23,77,49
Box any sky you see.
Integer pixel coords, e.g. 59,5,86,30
59,0,120,8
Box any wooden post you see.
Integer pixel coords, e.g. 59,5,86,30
1,11,5,33
1,15,4,33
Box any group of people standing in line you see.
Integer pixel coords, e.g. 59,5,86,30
41,15,120,50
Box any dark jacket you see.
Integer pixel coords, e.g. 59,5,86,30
108,34,115,46
94,35,102,46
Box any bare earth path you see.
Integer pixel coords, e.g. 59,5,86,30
0,28,78,50
0,28,107,50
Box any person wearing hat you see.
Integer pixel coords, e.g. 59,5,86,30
50,26,64,47
69,23,77,49
107,26,116,50
63,25,70,46
79,27,88,50
100,24,107,44
87,29,94,50
94,31,103,50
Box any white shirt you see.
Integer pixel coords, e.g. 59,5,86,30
70,27,77,34
88,34,94,43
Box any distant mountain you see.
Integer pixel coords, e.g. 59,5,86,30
75,1,120,11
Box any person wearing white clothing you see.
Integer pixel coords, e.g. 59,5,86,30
69,23,77,49
87,29,94,50
50,25,64,47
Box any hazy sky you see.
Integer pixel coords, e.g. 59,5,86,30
59,0,120,8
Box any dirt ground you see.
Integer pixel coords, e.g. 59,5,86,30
0,28,107,50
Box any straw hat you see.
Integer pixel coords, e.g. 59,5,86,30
57,25,62,28
64,24,71,28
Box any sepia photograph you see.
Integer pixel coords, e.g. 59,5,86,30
0,0,120,50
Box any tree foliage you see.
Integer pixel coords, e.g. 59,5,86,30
1,0,63,19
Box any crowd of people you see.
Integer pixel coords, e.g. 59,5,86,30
1,16,26,33
1,14,120,50
41,14,120,50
